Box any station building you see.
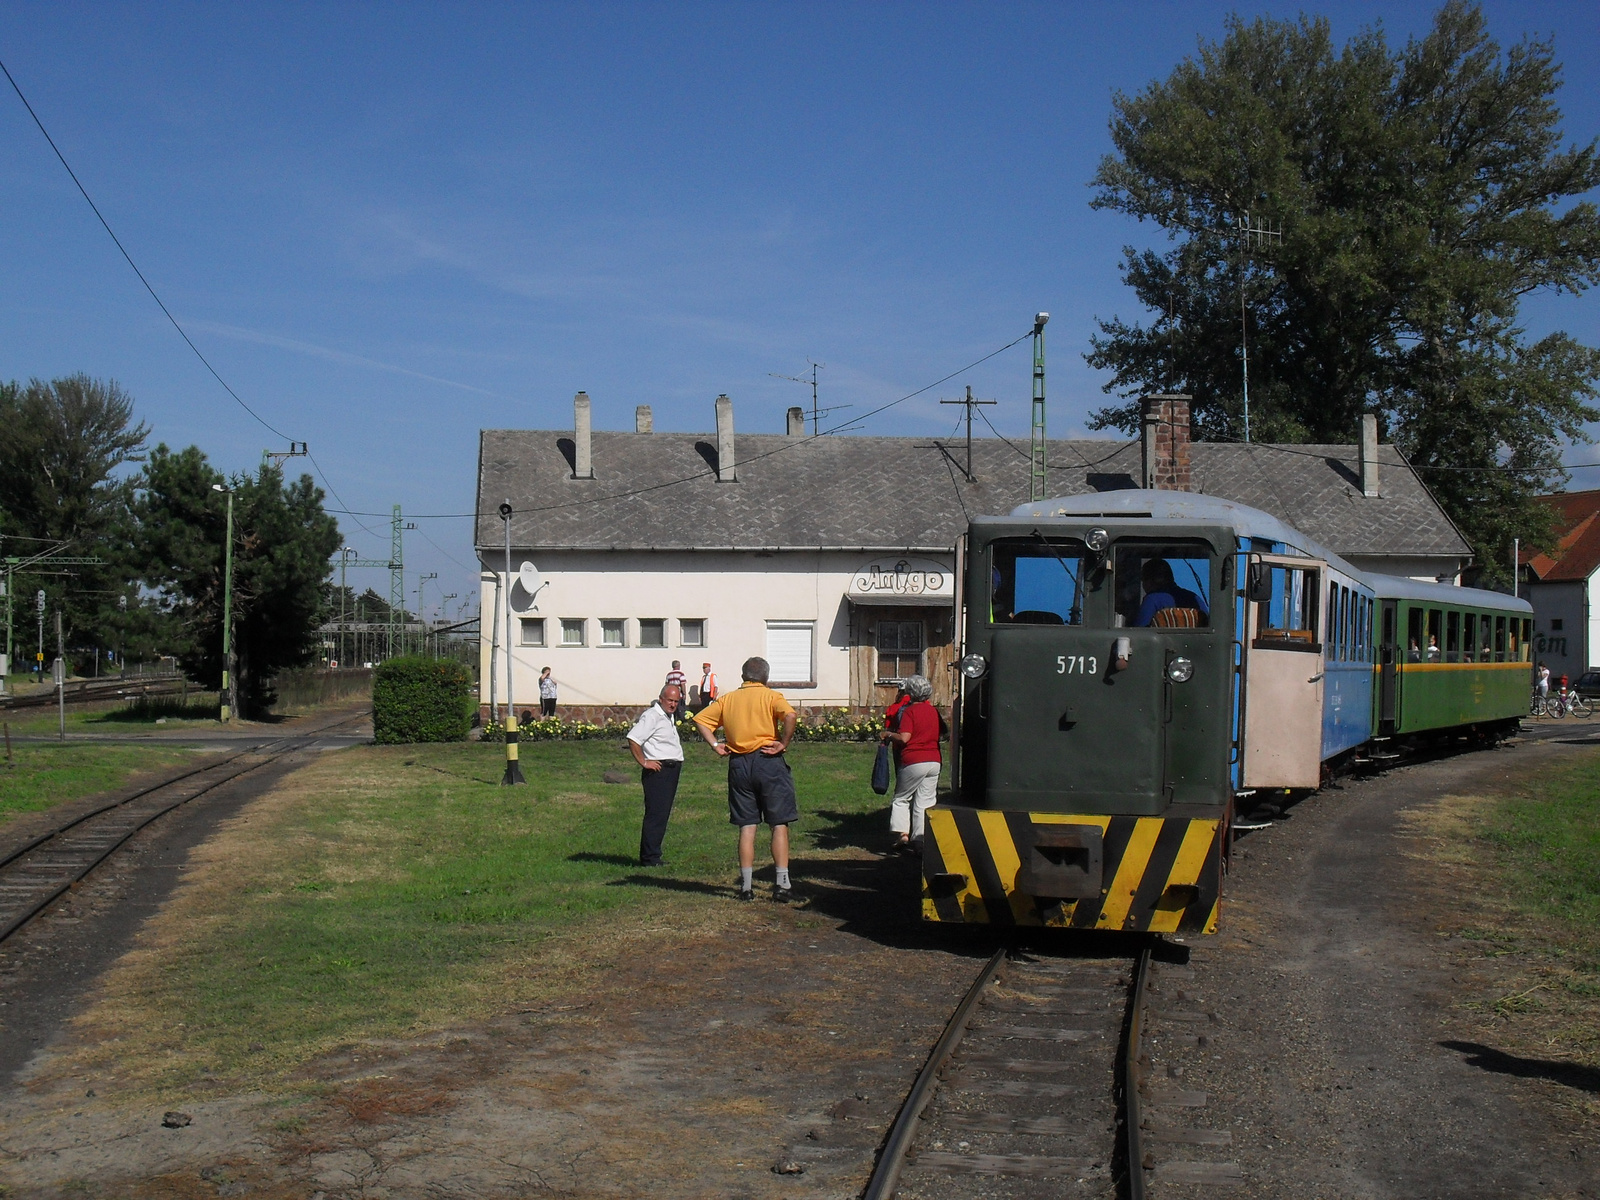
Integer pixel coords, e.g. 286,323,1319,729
475,393,1471,719
1520,488,1600,677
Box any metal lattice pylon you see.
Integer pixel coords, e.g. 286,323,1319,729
389,505,405,659
1030,316,1048,502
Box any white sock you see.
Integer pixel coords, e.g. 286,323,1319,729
775,867,791,888
741,867,754,890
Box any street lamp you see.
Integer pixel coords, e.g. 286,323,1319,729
498,500,524,786
212,483,236,721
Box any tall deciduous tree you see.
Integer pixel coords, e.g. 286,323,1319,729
0,375,151,663
1085,1,1600,581
136,445,340,713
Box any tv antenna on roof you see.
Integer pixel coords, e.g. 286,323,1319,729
769,360,849,435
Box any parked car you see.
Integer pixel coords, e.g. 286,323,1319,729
1573,671,1600,699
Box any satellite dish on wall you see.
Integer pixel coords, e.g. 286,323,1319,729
518,561,542,595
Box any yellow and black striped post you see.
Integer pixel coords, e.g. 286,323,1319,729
501,709,525,785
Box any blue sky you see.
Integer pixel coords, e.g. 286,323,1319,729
3,1,1597,615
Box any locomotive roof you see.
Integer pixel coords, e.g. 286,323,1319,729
999,490,1529,612
478,427,1471,565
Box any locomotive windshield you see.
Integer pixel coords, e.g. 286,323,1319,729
1113,541,1213,628
990,538,1090,625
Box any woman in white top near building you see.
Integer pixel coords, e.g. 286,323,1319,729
538,667,557,717
628,684,685,866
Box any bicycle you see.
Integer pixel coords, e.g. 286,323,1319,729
1538,690,1594,719
1531,689,1549,718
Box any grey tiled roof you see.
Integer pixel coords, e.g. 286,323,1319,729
476,429,1470,561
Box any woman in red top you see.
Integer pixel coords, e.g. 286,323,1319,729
882,674,946,853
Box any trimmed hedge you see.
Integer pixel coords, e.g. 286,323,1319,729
372,657,475,744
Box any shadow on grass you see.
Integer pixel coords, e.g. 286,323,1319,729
1440,1040,1600,1094
808,807,894,854
569,852,639,867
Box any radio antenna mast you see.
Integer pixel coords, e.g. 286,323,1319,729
769,361,847,435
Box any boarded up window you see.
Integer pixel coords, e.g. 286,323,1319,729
766,621,814,685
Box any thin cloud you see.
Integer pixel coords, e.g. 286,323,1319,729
188,320,502,397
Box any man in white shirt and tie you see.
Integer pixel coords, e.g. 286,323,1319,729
627,684,685,866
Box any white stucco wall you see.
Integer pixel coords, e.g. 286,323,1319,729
1342,555,1465,584
477,549,953,710
1527,579,1588,676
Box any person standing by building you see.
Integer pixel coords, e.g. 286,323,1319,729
883,675,945,854
665,660,688,716
1537,662,1551,702
538,666,557,718
627,684,685,867
695,661,718,712
694,656,798,902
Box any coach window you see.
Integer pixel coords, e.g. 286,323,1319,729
1463,613,1476,662
1328,582,1341,659
1446,611,1461,663
1494,615,1507,661
1254,563,1318,648
1508,618,1520,660
1407,606,1423,661
1480,614,1494,661
1522,618,1533,658
1426,609,1442,660
1113,541,1212,628
992,538,1091,625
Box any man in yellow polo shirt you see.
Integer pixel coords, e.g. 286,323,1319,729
694,656,800,902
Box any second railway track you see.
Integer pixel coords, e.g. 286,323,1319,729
866,941,1241,1199
0,708,368,946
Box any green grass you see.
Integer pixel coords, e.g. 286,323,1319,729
1476,752,1600,934
0,742,200,824
2,694,226,737
66,737,890,1090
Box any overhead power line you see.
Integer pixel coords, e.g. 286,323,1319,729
1,57,291,442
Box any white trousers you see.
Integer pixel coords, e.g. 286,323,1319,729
889,760,941,839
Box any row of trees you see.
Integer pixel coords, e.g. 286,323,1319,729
1086,1,1600,579
0,375,343,713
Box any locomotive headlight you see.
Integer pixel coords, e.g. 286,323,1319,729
1166,656,1194,683
958,653,989,680
1085,527,1110,552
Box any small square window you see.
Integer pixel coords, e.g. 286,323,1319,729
600,619,626,647
1551,618,1564,631
520,617,545,647
639,618,666,648
680,619,705,647
560,618,586,647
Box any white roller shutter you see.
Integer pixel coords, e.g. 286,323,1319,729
765,621,815,684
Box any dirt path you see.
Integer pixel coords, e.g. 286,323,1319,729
3,730,1597,1199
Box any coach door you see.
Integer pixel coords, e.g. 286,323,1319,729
1242,555,1325,788
1378,599,1399,733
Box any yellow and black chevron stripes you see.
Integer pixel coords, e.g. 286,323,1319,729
922,807,1222,934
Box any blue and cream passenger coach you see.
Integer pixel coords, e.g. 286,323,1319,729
924,490,1530,935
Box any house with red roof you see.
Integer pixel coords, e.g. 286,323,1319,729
1521,489,1600,677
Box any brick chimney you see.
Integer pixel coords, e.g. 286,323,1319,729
572,391,594,480
786,406,805,436
1360,413,1379,497
715,394,736,482
635,404,653,434
1141,394,1192,491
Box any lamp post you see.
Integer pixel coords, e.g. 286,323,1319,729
498,500,525,785
212,483,236,722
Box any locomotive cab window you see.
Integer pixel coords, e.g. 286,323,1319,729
1253,562,1319,649
991,538,1091,625
1113,541,1212,628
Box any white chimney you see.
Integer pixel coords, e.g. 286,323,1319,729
1360,413,1379,497
787,406,805,436
715,394,736,482
573,391,594,479
635,405,653,434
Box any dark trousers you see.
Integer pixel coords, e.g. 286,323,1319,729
639,759,683,865
540,697,556,717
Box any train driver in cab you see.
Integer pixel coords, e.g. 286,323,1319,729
1135,558,1209,627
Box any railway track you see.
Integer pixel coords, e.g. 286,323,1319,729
865,942,1240,1199
0,675,186,712
0,708,367,946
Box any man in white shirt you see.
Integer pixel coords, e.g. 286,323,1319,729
628,684,685,866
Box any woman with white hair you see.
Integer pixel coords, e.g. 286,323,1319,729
882,674,946,853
